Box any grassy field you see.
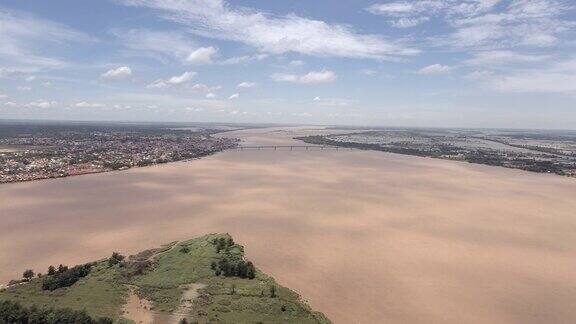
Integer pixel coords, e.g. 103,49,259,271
0,233,330,323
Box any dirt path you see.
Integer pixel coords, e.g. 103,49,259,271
122,286,154,324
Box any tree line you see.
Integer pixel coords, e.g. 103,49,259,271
211,259,256,279
41,264,92,291
0,300,112,324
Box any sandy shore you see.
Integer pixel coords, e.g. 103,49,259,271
1,127,576,323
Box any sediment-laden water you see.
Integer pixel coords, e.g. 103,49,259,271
1,127,576,323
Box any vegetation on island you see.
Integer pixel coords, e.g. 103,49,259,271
0,233,330,324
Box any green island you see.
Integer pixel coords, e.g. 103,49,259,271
0,234,330,324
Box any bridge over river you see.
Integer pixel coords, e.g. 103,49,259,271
232,145,355,151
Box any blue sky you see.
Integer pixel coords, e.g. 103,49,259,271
0,0,575,128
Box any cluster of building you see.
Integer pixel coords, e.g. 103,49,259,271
300,129,576,177
0,128,238,183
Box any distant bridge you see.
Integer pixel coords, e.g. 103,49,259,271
232,145,354,151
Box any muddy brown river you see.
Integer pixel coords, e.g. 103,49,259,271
1,127,576,323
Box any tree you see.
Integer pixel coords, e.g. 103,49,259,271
58,264,68,273
246,262,256,279
108,252,125,266
179,319,189,324
23,269,34,281
48,265,56,275
270,285,276,298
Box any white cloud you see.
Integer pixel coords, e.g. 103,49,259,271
367,2,419,15
186,46,217,64
100,66,132,81
229,93,240,99
391,17,430,28
219,54,268,65
167,71,196,84
417,64,452,75
147,71,196,88
185,107,204,112
465,50,550,66
119,0,418,60
75,101,105,108
289,60,305,67
311,97,351,107
0,94,7,99
271,73,298,83
0,9,92,71
367,0,573,51
272,70,337,84
190,83,221,92
300,70,337,84
206,92,217,98
466,70,494,80
17,86,32,91
114,29,196,63
361,69,377,76
443,0,571,49
4,101,17,107
25,75,36,82
27,100,56,108
237,82,256,89
471,57,576,94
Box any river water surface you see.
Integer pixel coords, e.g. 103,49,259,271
1,127,576,323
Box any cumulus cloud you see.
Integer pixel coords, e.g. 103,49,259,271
229,93,240,99
25,75,36,82
417,64,452,75
190,83,221,93
186,46,217,64
100,66,132,80
300,70,337,84
206,92,217,98
4,101,17,107
17,86,31,91
75,101,105,108
118,0,418,60
271,70,337,84
147,71,196,88
237,82,256,89
167,71,196,84
27,100,56,108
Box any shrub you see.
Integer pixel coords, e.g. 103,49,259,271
108,252,125,266
42,264,92,291
23,269,34,281
0,300,113,324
